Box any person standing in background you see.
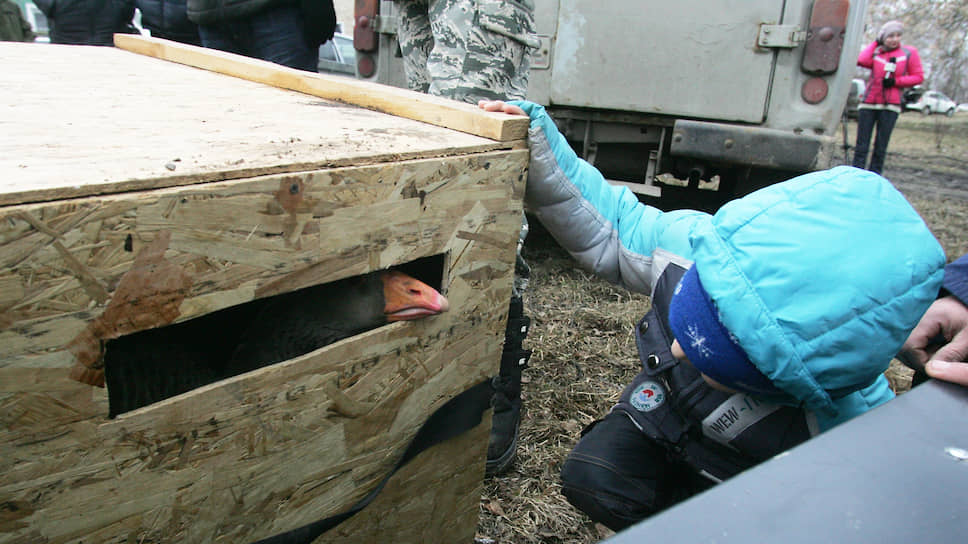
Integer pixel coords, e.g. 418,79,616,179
33,0,139,45
394,0,538,102
127,0,200,45
186,0,336,72
852,20,923,174
0,0,35,42
393,0,539,476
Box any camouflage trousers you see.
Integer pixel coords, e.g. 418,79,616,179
394,0,537,104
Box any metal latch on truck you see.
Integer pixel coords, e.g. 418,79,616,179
756,24,806,48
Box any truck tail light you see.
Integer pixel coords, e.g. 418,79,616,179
354,0,378,53
357,54,376,78
801,77,829,104
354,0,379,78
801,0,849,75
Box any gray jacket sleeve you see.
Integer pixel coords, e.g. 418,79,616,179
521,105,705,295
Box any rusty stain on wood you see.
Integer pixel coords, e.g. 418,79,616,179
66,231,192,386
274,176,307,213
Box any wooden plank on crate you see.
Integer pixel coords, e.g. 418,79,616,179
113,34,530,143
0,42,510,206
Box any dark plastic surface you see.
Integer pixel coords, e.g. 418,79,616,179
605,380,968,543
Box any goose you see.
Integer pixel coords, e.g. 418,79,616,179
105,269,448,417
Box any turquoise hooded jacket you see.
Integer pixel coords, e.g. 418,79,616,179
512,100,945,431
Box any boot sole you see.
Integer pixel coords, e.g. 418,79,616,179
484,423,519,477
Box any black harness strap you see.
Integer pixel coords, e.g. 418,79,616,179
251,379,495,544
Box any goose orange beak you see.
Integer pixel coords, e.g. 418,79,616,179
381,270,450,322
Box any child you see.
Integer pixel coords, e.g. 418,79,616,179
481,100,944,530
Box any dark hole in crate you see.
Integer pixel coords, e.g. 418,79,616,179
105,255,446,418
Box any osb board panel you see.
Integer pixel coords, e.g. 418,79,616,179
0,149,527,543
0,42,511,207
1,150,526,369
313,417,490,544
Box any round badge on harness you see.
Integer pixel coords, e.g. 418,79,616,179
630,380,666,412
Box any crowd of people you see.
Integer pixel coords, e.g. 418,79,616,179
0,0,336,70
3,1,966,535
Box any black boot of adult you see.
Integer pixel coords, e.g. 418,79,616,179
486,295,532,476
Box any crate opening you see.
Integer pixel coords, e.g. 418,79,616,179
104,255,447,418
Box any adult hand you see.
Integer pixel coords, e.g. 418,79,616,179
900,296,968,386
883,75,896,88
478,100,526,116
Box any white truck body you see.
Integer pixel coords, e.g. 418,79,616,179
353,0,866,210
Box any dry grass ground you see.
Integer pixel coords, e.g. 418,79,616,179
878,113,968,262
475,112,968,544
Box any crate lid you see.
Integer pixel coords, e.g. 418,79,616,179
0,39,527,206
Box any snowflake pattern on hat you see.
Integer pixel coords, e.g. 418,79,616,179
685,323,713,359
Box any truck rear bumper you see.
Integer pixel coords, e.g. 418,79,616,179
671,120,825,171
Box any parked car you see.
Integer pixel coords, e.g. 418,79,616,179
844,78,865,118
318,32,355,76
907,90,958,117
956,103,968,114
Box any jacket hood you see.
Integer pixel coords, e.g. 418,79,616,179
688,166,944,428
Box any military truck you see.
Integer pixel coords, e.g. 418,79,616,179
351,0,865,211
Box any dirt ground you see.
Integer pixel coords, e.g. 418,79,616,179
474,113,968,544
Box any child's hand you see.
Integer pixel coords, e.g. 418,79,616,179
478,100,526,116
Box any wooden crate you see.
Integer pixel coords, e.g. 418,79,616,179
0,38,529,543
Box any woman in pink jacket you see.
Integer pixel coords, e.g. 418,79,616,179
852,20,923,174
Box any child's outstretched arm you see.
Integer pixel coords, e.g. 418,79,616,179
480,100,705,294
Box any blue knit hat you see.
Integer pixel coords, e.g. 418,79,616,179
668,265,784,397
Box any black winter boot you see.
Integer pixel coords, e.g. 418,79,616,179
486,295,532,476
